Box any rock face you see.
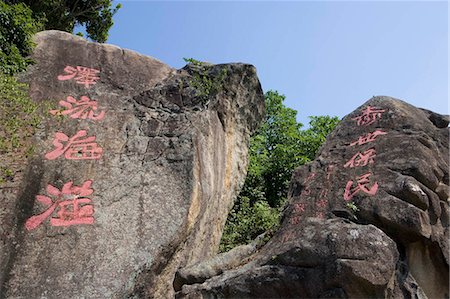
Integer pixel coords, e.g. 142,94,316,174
0,30,264,298
176,97,449,298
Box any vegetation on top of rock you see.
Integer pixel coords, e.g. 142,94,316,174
183,57,228,106
219,90,340,252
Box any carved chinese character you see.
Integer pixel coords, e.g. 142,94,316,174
290,216,301,225
293,203,306,213
315,211,325,219
352,106,386,126
319,189,328,198
45,130,103,160
25,180,95,230
344,149,376,168
344,173,379,201
289,203,306,225
57,66,100,87
281,231,295,242
302,173,316,196
50,96,105,120
350,130,387,146
316,199,328,209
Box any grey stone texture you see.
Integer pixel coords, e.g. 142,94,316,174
1,30,448,299
0,30,264,298
176,97,449,299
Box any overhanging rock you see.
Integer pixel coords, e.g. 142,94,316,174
0,30,265,298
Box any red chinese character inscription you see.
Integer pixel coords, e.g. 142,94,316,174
50,96,105,120
302,173,316,196
293,203,306,213
45,130,103,160
344,173,379,201
290,216,301,225
319,189,328,198
315,211,325,219
326,165,335,180
315,200,327,219
344,149,377,168
352,106,386,126
316,199,328,209
350,130,387,146
290,203,306,225
57,66,100,87
281,231,295,242
25,181,94,230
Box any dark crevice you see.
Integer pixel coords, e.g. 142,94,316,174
394,243,411,299
0,158,44,299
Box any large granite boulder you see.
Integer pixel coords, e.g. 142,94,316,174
0,30,265,298
176,97,449,298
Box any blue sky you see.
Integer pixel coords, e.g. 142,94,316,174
105,1,448,126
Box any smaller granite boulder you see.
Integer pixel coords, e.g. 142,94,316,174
176,96,449,299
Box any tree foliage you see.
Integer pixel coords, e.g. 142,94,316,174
0,0,43,74
243,90,340,208
4,0,121,42
219,91,340,252
0,0,120,73
219,196,280,253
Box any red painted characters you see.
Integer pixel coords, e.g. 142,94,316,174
50,96,105,120
27,63,104,233
57,65,100,87
25,180,95,230
289,203,306,225
350,130,387,146
342,105,388,202
352,106,386,126
45,130,103,160
301,173,316,196
344,148,377,168
344,172,379,201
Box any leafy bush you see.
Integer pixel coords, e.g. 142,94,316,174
0,73,39,151
0,73,42,183
219,91,340,252
183,57,227,105
219,196,280,253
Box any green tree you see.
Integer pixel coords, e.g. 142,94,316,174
0,0,43,74
298,115,341,161
219,91,340,252
1,0,121,73
250,90,307,207
4,0,121,42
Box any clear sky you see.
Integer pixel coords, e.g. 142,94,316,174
105,1,448,125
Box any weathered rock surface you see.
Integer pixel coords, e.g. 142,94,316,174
176,97,449,298
0,30,264,298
